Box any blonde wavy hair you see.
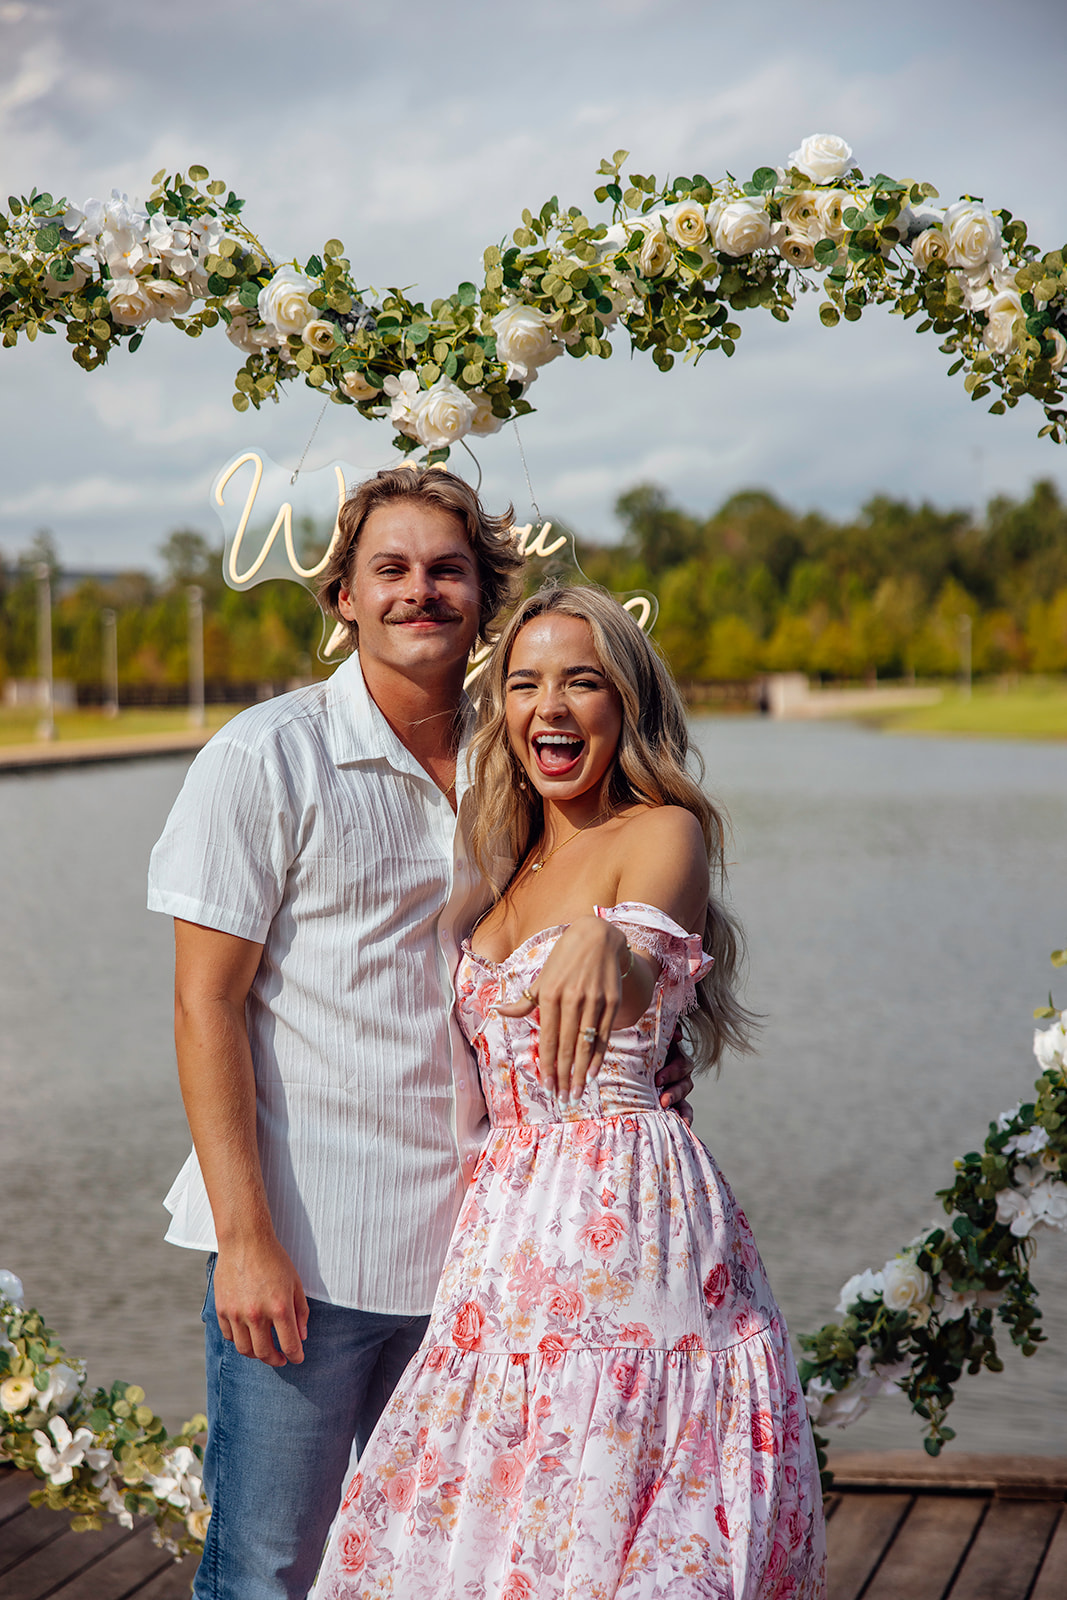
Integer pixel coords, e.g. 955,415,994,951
468,583,756,1071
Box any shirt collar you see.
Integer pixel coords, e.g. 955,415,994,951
326,651,473,793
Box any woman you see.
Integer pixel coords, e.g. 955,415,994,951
313,586,826,1599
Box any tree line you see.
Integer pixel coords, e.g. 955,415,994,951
577,478,1067,681
1,480,1066,699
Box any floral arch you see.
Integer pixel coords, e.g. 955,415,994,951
2,133,1065,460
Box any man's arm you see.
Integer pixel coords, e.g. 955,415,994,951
174,919,308,1367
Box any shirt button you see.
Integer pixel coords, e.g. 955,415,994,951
458,1078,467,1089
466,1155,475,1165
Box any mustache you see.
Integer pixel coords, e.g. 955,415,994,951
386,604,466,625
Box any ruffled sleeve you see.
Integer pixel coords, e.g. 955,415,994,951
594,901,713,999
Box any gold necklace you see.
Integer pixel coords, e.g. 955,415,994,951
527,806,614,873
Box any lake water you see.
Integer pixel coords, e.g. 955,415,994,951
1,718,1065,1457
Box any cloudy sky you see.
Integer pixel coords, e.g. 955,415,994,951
2,0,1066,572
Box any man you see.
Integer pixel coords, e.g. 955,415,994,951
149,466,691,1600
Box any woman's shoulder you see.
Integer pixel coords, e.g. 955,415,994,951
613,804,706,852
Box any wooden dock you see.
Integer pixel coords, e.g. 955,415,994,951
2,1453,1065,1597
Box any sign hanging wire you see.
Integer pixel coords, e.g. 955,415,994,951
511,420,543,526
290,396,332,485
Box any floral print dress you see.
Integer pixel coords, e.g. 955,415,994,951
312,904,826,1599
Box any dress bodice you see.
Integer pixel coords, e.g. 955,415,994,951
455,902,712,1127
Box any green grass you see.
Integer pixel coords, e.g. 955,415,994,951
869,680,1067,741
0,705,246,747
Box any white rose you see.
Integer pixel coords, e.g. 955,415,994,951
815,190,849,242
779,233,816,269
0,1270,24,1306
142,278,194,320
33,1362,82,1415
944,201,1002,272
788,134,854,183
339,369,381,401
258,265,317,337
713,198,773,257
225,313,275,354
491,303,558,383
1034,1018,1067,1069
881,1254,932,1317
910,227,949,272
107,275,156,327
662,200,708,248
1,1375,36,1413
1047,330,1067,372
594,221,632,259
468,390,504,435
301,319,337,356
835,1268,885,1316
779,192,822,242
982,288,1025,355
412,376,477,449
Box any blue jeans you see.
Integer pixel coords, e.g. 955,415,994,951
193,1256,429,1600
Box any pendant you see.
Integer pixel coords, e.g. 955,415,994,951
530,861,543,872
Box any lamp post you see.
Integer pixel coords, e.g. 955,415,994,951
35,561,55,742
102,607,119,718
187,584,205,729
957,613,972,702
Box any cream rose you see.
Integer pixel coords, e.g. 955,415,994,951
779,192,822,242
881,1254,932,1319
815,190,849,242
787,134,854,183
43,260,89,297
779,234,816,269
340,368,381,401
141,278,194,320
491,303,558,383
910,227,949,272
637,221,672,278
302,318,337,356
468,390,504,435
944,201,1002,272
712,198,774,257
982,288,1025,355
413,375,477,449
257,265,316,337
225,313,277,354
1047,329,1067,373
187,1506,212,1541
106,276,156,327
0,1374,36,1413
662,200,708,248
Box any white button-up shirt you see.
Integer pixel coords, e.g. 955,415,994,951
147,653,492,1314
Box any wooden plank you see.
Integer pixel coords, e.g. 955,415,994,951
2,1518,134,1600
0,1469,35,1524
862,1494,985,1600
948,1499,1061,1600
0,1503,72,1577
831,1451,1067,1497
826,1492,912,1600
47,1524,178,1599
135,1552,201,1597
1029,1507,1067,1600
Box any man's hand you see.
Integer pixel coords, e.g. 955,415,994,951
656,1026,695,1126
213,1236,309,1367
498,915,647,1102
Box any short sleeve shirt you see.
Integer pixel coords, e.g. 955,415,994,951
147,652,491,1314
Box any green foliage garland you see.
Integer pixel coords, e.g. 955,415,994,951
1,135,1065,455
